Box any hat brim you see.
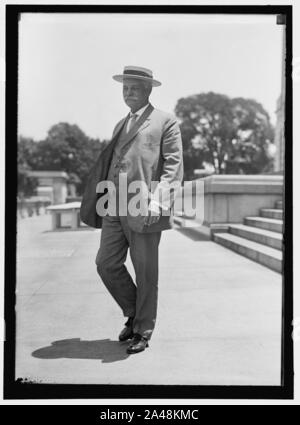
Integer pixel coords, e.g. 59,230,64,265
112,74,161,87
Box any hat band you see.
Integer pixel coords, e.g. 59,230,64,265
124,69,152,78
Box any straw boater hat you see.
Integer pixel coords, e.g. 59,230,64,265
113,65,161,87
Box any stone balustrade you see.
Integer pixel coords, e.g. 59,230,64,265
17,197,51,219
202,174,283,229
176,174,284,235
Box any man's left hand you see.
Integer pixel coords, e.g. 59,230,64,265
144,203,161,226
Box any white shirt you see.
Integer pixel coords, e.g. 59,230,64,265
126,103,149,133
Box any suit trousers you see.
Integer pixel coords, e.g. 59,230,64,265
95,214,162,340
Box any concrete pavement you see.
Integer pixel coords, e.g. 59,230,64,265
15,214,282,385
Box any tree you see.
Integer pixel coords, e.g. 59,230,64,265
175,92,275,179
24,123,107,194
18,137,38,197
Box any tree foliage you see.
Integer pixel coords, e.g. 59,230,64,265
19,123,108,195
18,137,38,197
175,92,275,179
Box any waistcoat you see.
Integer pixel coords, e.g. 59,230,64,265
106,116,131,187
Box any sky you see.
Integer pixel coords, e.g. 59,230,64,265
18,13,284,141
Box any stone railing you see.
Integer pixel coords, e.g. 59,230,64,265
17,197,51,219
202,174,283,233
175,174,284,235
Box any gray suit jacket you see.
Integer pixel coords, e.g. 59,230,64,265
80,103,183,232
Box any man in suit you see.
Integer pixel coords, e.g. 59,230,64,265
80,66,183,354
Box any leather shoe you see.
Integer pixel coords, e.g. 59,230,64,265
126,334,149,354
119,317,134,342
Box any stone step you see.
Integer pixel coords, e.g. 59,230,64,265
214,233,282,273
275,200,283,209
244,216,283,233
260,208,283,220
229,224,282,251
173,215,200,228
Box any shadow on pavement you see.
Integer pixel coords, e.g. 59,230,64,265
176,228,210,241
42,227,95,233
32,338,130,363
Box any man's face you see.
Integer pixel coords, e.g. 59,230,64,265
122,78,150,112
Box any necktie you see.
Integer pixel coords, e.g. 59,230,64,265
127,113,138,133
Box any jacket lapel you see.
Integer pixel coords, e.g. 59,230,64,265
103,115,129,153
112,115,129,138
99,104,154,158
136,118,151,133
119,104,154,151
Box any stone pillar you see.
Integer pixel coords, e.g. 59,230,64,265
53,178,68,204
71,209,78,229
51,212,59,230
